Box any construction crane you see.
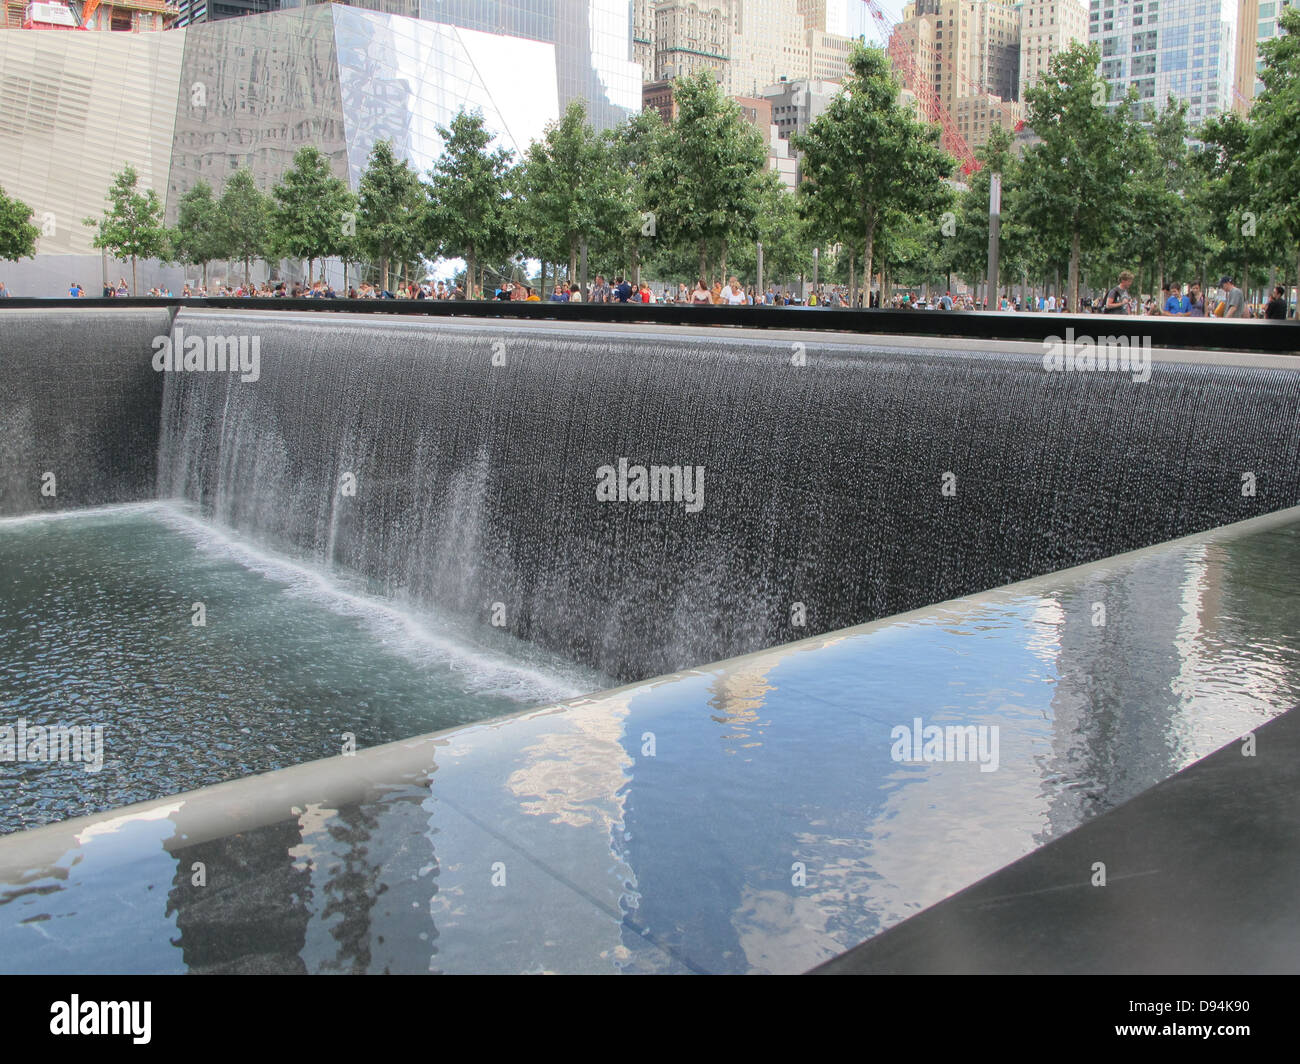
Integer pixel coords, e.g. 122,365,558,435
860,0,981,175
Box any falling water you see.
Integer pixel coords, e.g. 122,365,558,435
153,310,1300,682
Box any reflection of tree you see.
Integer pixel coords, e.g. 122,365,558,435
165,818,312,973
319,802,384,973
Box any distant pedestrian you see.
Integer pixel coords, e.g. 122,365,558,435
1265,285,1288,320
1216,276,1245,318
1164,282,1189,316
1103,271,1134,314
721,276,746,305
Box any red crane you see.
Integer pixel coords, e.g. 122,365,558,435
861,0,981,175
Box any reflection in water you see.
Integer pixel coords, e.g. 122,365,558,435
166,818,313,974
2,518,1299,974
707,658,779,755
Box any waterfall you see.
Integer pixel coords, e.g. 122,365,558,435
149,309,1300,681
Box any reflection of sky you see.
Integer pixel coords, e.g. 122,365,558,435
2,516,1298,973
335,8,559,185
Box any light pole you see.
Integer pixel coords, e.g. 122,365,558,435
812,247,819,299
756,241,764,301
987,172,1001,310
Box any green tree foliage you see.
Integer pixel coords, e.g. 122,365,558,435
1250,5,1300,297
794,44,954,303
515,101,618,284
642,71,767,279
0,185,40,265
83,165,170,295
357,139,426,292
424,110,515,297
728,172,811,287
218,168,273,286
171,180,223,286
1017,42,1130,308
270,146,355,283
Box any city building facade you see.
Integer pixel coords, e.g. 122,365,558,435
1019,0,1090,96
1089,0,1235,122
893,0,1023,150
0,3,626,292
1234,0,1294,110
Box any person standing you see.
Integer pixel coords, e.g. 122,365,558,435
1265,285,1288,320
1218,276,1245,318
590,275,611,303
1186,282,1205,316
612,276,633,302
1164,282,1189,316
1103,271,1134,313
690,279,712,304
720,276,746,305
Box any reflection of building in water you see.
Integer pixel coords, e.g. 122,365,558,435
1038,541,1251,840
316,803,384,973
166,817,313,973
708,657,779,754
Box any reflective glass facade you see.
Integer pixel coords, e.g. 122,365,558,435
1089,0,1235,121
416,0,641,128
0,3,583,261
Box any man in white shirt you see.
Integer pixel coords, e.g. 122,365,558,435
1046,294,1057,312
721,276,747,305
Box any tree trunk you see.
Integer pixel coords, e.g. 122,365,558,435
699,242,707,282
1067,229,1080,313
131,255,138,296
540,261,547,300
849,249,856,307
569,241,578,286
244,257,251,287
467,249,477,298
719,239,727,283
380,256,389,292
202,261,208,287
862,213,876,309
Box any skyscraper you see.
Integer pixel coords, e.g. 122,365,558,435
1089,0,1235,122
1019,0,1090,98
1233,0,1294,110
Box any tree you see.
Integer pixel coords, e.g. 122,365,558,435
218,168,272,286
516,101,610,285
1017,42,1130,310
171,180,223,286
950,125,1018,300
83,165,170,295
793,44,954,304
729,172,810,289
270,146,354,283
604,108,665,284
424,110,515,297
0,186,40,264
357,139,425,291
1250,5,1300,300
642,70,767,280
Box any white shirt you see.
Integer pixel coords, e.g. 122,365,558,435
722,285,747,305
1046,295,1057,311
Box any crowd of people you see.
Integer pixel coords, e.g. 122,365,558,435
4,271,1291,318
